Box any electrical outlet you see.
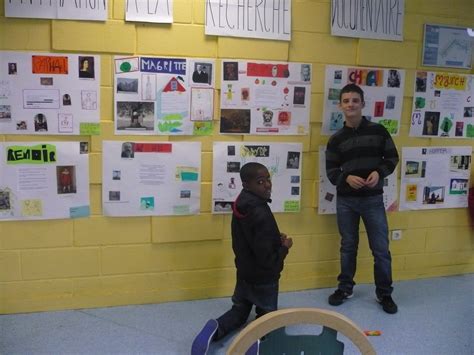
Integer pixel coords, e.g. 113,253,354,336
391,230,402,240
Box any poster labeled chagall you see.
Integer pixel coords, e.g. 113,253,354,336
220,59,311,135
410,71,474,139
114,56,215,136
212,142,302,214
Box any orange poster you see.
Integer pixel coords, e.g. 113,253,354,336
32,56,69,74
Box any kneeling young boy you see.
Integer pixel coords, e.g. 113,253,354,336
191,162,293,355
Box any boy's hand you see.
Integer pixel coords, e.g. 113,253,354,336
280,233,287,243
282,237,293,249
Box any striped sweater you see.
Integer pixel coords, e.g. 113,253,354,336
326,117,399,197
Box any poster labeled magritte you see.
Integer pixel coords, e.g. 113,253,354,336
102,141,201,216
220,60,311,135
322,65,405,136
409,71,474,139
399,146,472,211
114,56,215,136
0,51,100,135
212,142,302,214
318,147,398,214
0,141,90,221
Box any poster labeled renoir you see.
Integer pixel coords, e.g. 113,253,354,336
220,60,311,135
322,65,405,136
0,51,100,135
318,147,398,214
409,71,474,139
399,146,472,211
114,56,215,136
0,141,90,221
212,142,302,213
102,141,201,216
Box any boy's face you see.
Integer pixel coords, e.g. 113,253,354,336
244,167,272,200
339,91,364,123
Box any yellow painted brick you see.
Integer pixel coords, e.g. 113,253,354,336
289,32,357,65
425,227,474,253
396,265,474,281
0,220,73,249
174,0,193,23
0,251,21,281
405,251,473,270
293,2,330,33
218,37,289,61
300,180,314,209
406,0,473,21
391,209,471,229
101,86,113,121
74,216,151,246
242,134,310,153
389,229,426,255
200,182,212,213
285,234,340,264
310,123,330,151
90,183,102,216
310,93,324,123
192,0,205,24
1,280,73,314
152,213,225,242
404,69,416,98
52,21,136,53
89,152,102,184
284,260,340,283
112,0,125,20
201,152,212,181
21,248,100,280
137,24,217,57
275,208,338,236
0,19,51,50
101,241,234,274
358,40,418,69
311,63,326,93
101,54,113,87
302,151,317,181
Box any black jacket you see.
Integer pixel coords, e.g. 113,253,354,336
231,189,289,284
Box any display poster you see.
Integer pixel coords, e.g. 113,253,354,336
212,142,302,213
318,147,398,214
331,0,404,41
126,0,173,23
205,0,291,41
409,71,474,139
0,51,100,135
5,0,107,21
102,141,201,216
114,56,215,135
220,60,311,135
399,146,472,210
322,65,405,135
422,24,473,69
0,141,90,221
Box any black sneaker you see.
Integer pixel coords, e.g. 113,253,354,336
328,289,353,306
377,295,398,314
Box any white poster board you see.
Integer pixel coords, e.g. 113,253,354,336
318,147,398,214
212,142,302,214
409,71,474,139
0,51,100,135
205,0,291,41
102,141,201,216
114,56,215,136
399,146,472,211
322,65,405,135
5,0,107,20
331,0,404,41
422,24,473,69
126,0,173,23
220,60,311,135
0,141,90,221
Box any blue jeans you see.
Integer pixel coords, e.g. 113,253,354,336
215,278,278,340
336,195,393,298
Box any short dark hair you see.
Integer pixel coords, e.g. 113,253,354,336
240,162,267,183
339,83,365,103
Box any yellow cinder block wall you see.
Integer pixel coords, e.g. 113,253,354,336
1,0,473,314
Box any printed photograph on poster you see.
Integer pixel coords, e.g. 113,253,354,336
220,59,312,135
102,141,201,217
399,146,472,211
409,71,473,139
220,109,251,134
213,142,303,214
0,142,90,221
0,52,102,137
114,56,215,135
322,65,405,136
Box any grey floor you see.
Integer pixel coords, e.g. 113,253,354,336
1,274,473,355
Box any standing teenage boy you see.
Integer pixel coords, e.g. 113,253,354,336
191,162,293,355
325,83,399,314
